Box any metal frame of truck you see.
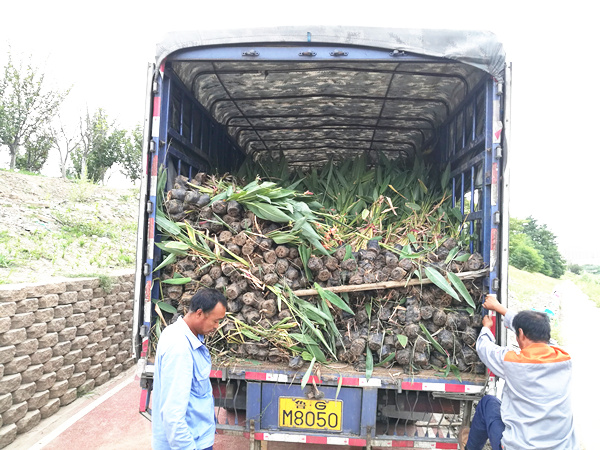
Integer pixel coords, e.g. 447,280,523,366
133,27,510,449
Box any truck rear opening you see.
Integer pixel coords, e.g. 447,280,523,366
133,27,509,449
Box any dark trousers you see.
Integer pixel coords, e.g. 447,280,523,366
467,395,505,450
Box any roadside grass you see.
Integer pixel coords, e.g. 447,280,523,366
508,265,558,309
508,266,562,343
563,271,600,308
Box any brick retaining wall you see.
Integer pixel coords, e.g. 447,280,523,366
0,271,136,448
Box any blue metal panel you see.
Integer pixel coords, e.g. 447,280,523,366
360,388,378,438
246,382,262,431
260,383,362,435
169,45,446,63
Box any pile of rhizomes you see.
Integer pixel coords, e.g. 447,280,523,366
158,173,487,374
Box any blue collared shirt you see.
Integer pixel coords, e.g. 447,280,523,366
152,317,215,450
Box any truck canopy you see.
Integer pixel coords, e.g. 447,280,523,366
154,27,505,169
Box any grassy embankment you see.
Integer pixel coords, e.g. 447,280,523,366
508,265,600,344
508,266,562,343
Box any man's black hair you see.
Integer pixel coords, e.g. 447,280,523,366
512,310,551,343
189,288,227,314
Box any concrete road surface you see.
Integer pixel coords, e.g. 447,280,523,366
557,280,600,450
8,366,362,450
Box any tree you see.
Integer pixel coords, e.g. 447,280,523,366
119,124,143,183
50,119,81,179
15,130,52,173
72,108,125,183
0,52,68,169
509,233,544,273
521,216,566,278
509,216,566,278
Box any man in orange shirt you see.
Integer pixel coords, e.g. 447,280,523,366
459,295,577,450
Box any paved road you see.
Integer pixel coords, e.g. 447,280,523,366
556,280,600,450
11,283,595,449
8,366,358,450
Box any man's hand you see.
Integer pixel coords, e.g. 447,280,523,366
483,294,508,316
482,315,494,329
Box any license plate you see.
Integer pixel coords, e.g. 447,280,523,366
278,397,343,431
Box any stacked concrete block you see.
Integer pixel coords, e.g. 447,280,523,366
0,271,136,448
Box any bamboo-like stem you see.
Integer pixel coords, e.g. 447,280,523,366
292,268,488,297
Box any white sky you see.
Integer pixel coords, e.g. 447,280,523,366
1,0,598,264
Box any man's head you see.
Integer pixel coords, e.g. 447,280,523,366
184,288,227,337
512,310,551,348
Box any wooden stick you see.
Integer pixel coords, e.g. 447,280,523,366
292,268,488,297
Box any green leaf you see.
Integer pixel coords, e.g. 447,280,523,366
256,194,272,204
301,351,314,361
405,202,421,211
450,364,462,381
408,233,416,244
152,300,177,314
153,253,176,272
314,283,354,315
366,346,373,381
454,253,470,262
301,357,316,389
306,344,327,363
419,323,447,356
245,201,292,223
155,241,189,256
336,376,343,400
289,333,318,346
444,247,459,264
240,329,262,341
154,316,162,340
343,245,353,261
447,272,476,308
424,267,459,301
161,277,192,285
396,334,408,348
375,352,396,367
156,214,181,236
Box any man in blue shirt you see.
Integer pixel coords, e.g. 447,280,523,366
152,288,227,450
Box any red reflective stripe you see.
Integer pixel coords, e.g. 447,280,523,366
148,218,155,240
392,441,414,447
491,228,498,251
401,381,423,390
348,438,367,446
254,432,264,440
306,436,327,444
436,443,458,449
341,377,360,386
306,375,322,384
245,372,266,380
153,97,161,116
139,389,148,412
151,154,158,176
445,384,465,393
144,280,152,302
210,370,223,378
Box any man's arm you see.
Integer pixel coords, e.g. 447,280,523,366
483,294,516,332
157,349,196,450
476,314,509,378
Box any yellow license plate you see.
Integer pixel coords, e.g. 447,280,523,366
278,397,343,431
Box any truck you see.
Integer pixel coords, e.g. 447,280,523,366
132,26,510,449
